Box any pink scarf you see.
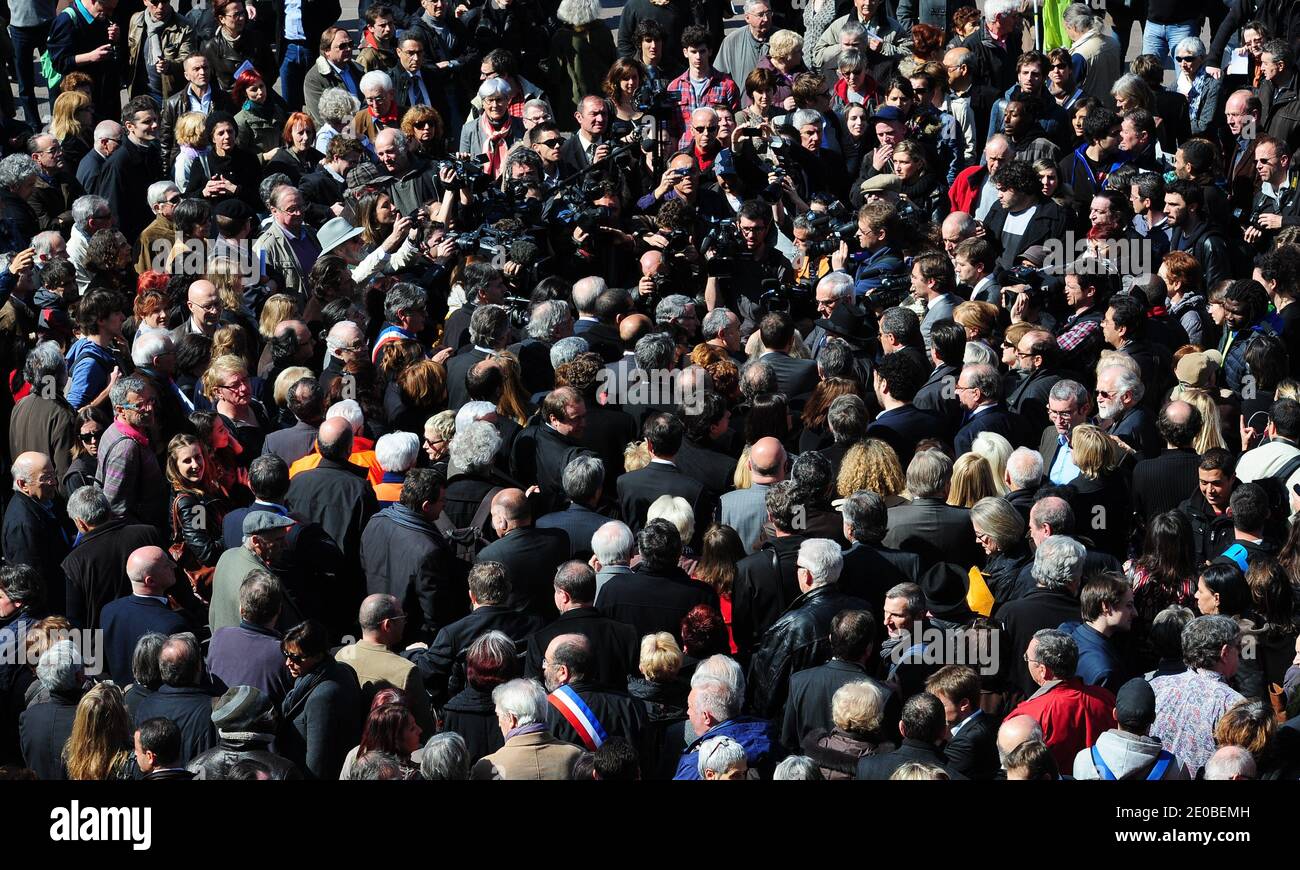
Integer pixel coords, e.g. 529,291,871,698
481,115,511,177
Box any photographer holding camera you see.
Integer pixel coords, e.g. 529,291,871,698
560,179,640,286
704,198,794,335
829,201,906,301
1243,135,1300,250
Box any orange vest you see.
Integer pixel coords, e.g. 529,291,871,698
288,435,383,485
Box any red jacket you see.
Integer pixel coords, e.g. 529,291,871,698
948,163,988,215
1006,678,1116,773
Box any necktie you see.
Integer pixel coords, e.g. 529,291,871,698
410,79,422,107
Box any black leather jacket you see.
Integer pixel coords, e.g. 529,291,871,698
746,584,871,720
188,734,302,780
172,492,226,567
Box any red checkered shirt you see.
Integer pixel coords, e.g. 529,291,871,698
666,69,740,149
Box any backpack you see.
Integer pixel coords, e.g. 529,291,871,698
1250,451,1300,540
38,6,80,92
434,485,501,562
1091,745,1174,780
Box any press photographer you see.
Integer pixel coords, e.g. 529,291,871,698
829,201,907,304
703,198,795,334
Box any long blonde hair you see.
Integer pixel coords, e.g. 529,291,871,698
948,453,997,508
50,90,92,143
64,683,132,780
1169,385,1226,453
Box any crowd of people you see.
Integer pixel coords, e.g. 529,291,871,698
1,0,1300,781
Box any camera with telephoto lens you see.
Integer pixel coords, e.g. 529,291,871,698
802,202,858,257
503,295,531,330
435,154,490,192
634,82,681,115
699,215,751,277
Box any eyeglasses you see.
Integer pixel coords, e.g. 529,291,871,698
35,144,62,154
1014,350,1034,359
190,300,221,313
163,194,181,204
119,399,156,411
537,138,562,148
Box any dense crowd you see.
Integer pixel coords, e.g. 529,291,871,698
1,0,1300,782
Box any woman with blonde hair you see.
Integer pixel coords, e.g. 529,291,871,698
206,258,259,337
50,90,95,169
1167,385,1226,453
648,494,697,574
624,440,651,472
173,111,209,190
836,438,906,505
202,354,270,457
64,683,135,780
257,294,299,344
628,632,687,721
755,30,807,107
948,453,997,508
954,300,1000,345
805,679,895,779
970,431,1012,496
1069,424,1131,559
424,410,456,469
377,338,425,386
211,324,258,374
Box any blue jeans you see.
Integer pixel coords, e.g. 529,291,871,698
9,24,51,127
278,41,310,110
1142,20,1200,70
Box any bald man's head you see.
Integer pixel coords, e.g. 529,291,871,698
187,280,221,329
1157,400,1201,449
12,451,54,502
749,437,787,483
491,488,530,534
543,632,592,690
620,313,652,345
997,715,1043,765
358,592,404,635
317,416,354,462
126,546,176,594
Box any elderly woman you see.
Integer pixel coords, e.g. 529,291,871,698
420,732,471,781
459,78,525,179
755,30,807,111
20,639,89,780
443,630,520,766
1067,424,1131,560
423,410,456,474
202,354,271,460
0,155,40,244
373,432,421,506
316,87,361,154
1110,72,1154,115
443,421,516,540
970,496,1031,612
698,735,749,780
648,494,697,575
804,679,895,779
549,0,617,121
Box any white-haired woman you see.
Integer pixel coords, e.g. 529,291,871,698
548,0,616,121
316,87,361,153
804,679,894,780
1173,37,1220,136
458,78,524,178
648,494,697,575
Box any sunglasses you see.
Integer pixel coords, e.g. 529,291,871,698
693,125,719,133
80,429,102,443
537,138,562,148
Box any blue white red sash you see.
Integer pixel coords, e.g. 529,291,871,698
547,685,607,750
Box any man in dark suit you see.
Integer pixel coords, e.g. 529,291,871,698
132,634,218,764
542,633,647,749
1038,379,1092,485
1005,328,1063,438
866,349,941,468
262,376,323,468
1133,400,1202,526
1103,294,1173,412
389,34,442,114
913,320,965,443
447,304,511,411
475,489,571,619
731,480,807,659
883,450,983,574
62,488,165,631
927,664,1000,780
616,412,715,546
998,534,1084,696
756,311,820,398
672,394,737,500
953,363,1022,454
406,561,546,706
535,455,611,560
839,491,920,613
510,386,599,515
857,693,967,779
780,609,899,750
558,95,612,177
596,519,719,643
100,547,192,685
3,452,72,615
526,562,639,689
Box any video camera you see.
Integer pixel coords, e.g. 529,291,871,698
802,203,858,257
699,214,751,277
434,154,491,192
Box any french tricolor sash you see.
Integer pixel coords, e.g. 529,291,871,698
547,685,608,750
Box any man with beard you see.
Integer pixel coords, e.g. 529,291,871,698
1095,364,1160,460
